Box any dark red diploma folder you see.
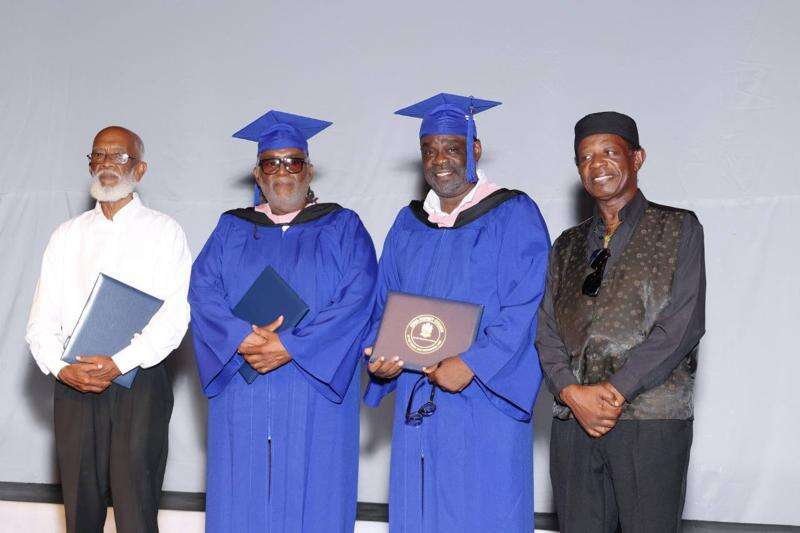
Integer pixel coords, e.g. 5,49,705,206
372,291,483,371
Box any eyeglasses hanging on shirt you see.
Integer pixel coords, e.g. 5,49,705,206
582,219,622,297
582,247,611,297
405,375,437,426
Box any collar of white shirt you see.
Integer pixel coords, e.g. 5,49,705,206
91,192,143,223
422,169,489,217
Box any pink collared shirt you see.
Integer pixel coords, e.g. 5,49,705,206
255,203,308,225
422,170,501,227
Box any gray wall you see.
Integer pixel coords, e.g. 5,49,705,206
1,0,798,526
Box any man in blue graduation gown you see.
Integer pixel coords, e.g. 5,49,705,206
189,110,377,532
364,93,551,532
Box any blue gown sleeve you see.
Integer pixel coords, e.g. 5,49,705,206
189,216,253,398
460,196,551,422
363,222,402,407
279,213,378,403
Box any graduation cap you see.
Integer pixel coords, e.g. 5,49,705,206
395,93,501,183
232,109,332,205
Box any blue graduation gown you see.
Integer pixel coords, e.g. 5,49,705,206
190,205,377,533
364,191,550,533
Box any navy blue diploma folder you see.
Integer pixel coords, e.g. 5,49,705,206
61,274,164,389
232,265,309,383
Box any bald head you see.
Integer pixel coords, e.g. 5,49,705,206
89,126,148,203
93,126,145,159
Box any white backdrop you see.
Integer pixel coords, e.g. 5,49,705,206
1,0,798,526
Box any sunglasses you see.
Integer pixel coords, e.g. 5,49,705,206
405,375,437,426
258,156,307,175
582,248,611,297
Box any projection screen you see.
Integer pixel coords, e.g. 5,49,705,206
1,0,798,527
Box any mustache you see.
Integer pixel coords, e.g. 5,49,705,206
92,167,122,179
428,164,462,175
270,176,299,185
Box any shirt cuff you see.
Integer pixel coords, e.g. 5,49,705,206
47,359,69,379
112,342,145,375
607,372,638,402
550,368,579,399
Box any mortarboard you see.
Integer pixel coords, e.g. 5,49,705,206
232,110,332,205
395,93,501,183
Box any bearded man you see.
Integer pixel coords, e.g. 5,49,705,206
189,110,377,532
26,126,192,533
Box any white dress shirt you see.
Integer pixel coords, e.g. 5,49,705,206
26,193,192,377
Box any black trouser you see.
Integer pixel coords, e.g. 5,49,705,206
550,417,693,533
53,364,173,533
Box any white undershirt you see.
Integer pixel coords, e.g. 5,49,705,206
26,193,192,377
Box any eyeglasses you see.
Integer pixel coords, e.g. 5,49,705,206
258,156,307,175
405,375,437,426
582,248,611,297
86,151,136,165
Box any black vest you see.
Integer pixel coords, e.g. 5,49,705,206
552,203,695,420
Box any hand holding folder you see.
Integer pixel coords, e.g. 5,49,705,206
237,316,292,375
233,265,309,383
61,274,164,389
58,355,121,393
371,291,483,372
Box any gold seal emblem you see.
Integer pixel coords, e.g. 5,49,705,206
404,314,446,354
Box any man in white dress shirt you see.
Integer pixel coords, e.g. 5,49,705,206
26,126,191,533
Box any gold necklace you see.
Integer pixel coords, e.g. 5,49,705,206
603,220,622,248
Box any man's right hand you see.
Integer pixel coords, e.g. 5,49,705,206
560,383,623,438
365,347,404,379
57,363,112,393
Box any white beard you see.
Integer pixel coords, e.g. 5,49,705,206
90,170,137,202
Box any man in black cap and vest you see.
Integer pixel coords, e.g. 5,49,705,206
537,111,706,532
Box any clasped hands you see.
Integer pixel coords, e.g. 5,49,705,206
364,347,474,393
237,316,291,374
560,382,626,438
57,355,122,393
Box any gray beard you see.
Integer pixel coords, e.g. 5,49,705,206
90,171,137,202
261,180,309,213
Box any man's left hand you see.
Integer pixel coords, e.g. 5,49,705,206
599,381,626,408
238,321,292,374
423,356,474,392
78,355,122,383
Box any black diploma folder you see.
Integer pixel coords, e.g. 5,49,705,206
61,274,164,389
232,265,309,383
